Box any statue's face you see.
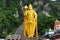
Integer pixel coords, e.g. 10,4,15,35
29,8,32,10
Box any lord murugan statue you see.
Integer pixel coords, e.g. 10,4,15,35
23,4,38,38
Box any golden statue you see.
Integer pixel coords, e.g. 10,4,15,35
23,4,38,38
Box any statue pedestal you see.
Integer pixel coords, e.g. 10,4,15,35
21,37,38,40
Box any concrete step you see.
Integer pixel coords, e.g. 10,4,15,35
21,37,38,40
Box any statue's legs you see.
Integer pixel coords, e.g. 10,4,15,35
27,20,35,37
30,21,35,37
27,23,30,37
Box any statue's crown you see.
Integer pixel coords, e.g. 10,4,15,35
29,4,32,9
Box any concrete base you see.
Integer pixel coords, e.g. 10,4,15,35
21,37,38,40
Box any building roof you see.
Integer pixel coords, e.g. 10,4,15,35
0,39,5,40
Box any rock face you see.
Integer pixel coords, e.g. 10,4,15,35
15,23,24,35
43,3,51,17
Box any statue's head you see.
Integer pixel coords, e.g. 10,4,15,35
28,4,33,10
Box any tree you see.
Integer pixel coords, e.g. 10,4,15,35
0,0,23,38
38,14,56,35
49,2,60,20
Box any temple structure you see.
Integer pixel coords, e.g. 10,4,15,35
54,20,60,30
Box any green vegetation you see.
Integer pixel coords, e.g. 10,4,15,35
0,0,23,38
49,2,60,20
38,14,56,35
